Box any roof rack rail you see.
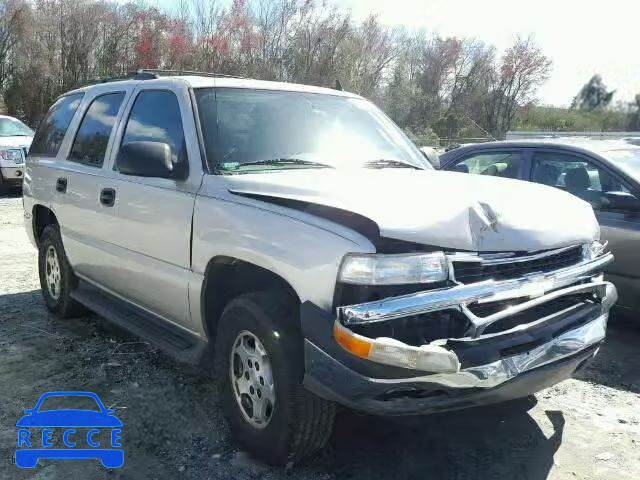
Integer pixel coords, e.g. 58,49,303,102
87,70,158,85
87,69,243,86
136,69,244,79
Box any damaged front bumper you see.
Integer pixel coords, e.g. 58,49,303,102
302,250,617,415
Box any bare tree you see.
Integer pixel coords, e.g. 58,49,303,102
0,0,28,93
0,0,555,139
482,36,552,136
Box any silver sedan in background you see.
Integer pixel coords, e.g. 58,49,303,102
439,139,640,314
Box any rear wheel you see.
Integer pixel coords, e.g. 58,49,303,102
215,291,335,465
38,225,85,317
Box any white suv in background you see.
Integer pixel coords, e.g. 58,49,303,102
0,114,33,193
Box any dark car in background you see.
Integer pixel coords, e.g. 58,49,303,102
439,139,640,313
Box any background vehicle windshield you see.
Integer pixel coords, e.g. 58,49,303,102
0,117,33,137
606,149,640,181
196,88,427,173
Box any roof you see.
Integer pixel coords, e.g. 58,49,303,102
65,75,362,99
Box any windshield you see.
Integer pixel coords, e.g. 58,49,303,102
195,88,427,173
605,149,640,181
0,117,33,137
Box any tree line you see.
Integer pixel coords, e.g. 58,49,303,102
0,0,636,144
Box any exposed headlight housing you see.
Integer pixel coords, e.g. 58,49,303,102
582,240,607,260
0,148,24,164
338,252,448,285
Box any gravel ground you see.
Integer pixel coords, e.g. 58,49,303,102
1,192,639,480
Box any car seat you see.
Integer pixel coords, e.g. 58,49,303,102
534,164,560,186
481,162,508,176
564,167,602,206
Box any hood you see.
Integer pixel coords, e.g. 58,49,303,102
0,135,32,149
225,169,599,252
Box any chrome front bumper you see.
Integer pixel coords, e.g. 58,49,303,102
332,252,617,376
340,252,615,328
413,310,608,390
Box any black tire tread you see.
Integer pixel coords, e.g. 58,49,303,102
38,224,85,318
215,290,335,465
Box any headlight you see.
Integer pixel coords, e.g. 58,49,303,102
0,149,24,164
338,252,448,285
582,240,606,260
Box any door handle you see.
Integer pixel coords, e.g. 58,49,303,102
99,188,116,207
56,177,67,193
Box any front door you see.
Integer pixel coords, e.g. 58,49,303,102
96,82,204,330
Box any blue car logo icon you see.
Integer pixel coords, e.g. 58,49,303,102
15,391,123,468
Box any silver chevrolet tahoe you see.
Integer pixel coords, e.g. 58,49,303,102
23,70,617,464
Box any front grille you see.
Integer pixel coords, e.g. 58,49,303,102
482,294,595,336
452,246,583,284
350,310,470,346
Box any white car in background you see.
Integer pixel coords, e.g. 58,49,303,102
0,115,33,193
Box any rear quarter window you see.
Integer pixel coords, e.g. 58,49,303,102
29,93,84,157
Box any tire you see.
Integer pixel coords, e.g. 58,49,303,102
38,225,85,318
215,290,336,465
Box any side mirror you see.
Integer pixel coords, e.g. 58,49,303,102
419,147,440,169
116,141,187,180
604,191,640,212
454,163,469,174
24,409,34,414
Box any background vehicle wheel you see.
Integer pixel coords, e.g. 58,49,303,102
38,225,85,318
215,290,336,465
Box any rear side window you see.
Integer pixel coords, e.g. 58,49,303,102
532,151,629,209
29,93,84,156
118,90,186,167
68,92,125,167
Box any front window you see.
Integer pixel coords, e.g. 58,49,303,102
449,151,522,178
195,88,425,173
0,117,34,137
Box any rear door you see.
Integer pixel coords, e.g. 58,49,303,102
96,81,204,330
50,88,131,279
528,149,640,310
26,87,132,279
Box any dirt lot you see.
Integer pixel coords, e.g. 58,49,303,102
0,192,639,480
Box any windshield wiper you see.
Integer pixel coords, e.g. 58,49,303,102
237,158,334,169
363,159,420,169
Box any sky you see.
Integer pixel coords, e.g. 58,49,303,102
341,0,639,107
148,0,639,107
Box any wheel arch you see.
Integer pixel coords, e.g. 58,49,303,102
201,256,300,341
32,204,59,246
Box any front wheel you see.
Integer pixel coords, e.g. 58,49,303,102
215,291,335,465
38,225,84,317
